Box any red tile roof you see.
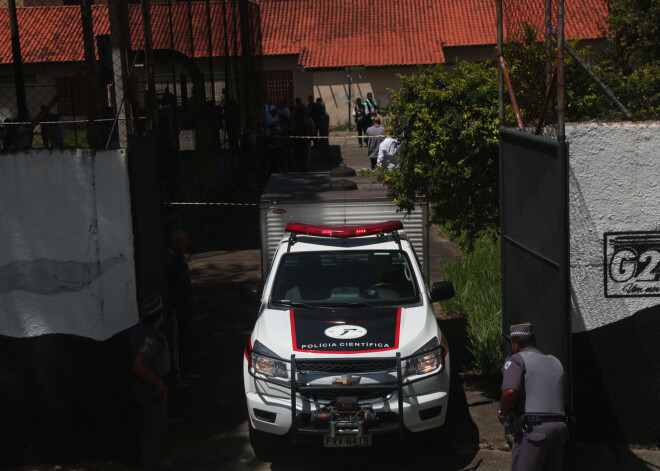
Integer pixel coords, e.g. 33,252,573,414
259,0,450,68
260,0,607,68
0,0,607,68
0,2,245,64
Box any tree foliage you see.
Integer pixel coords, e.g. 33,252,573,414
379,0,659,251
605,0,660,70
502,0,660,123
382,62,500,248
599,0,660,118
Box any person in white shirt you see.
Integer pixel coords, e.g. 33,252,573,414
264,107,279,136
377,131,400,170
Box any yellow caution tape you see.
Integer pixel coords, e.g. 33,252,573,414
169,201,259,207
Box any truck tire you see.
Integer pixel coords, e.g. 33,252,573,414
249,424,282,462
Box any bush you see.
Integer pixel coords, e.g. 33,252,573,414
382,62,500,249
439,230,502,376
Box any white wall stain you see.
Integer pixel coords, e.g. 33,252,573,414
0,149,137,340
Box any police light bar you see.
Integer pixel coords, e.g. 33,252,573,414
285,221,403,238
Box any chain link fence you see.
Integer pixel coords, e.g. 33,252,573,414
498,0,614,136
0,0,265,195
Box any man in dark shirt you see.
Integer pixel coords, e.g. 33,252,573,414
166,230,203,384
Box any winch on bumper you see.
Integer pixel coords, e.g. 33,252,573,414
245,348,450,444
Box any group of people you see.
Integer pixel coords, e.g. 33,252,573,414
0,110,55,152
353,92,379,148
353,93,400,171
0,104,122,152
241,95,331,178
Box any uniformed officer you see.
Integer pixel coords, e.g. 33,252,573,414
130,296,171,471
498,322,568,471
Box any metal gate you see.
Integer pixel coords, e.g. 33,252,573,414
499,127,570,402
127,134,167,306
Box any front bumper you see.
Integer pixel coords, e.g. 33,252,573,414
244,351,450,441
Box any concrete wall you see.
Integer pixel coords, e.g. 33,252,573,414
567,122,660,444
0,149,138,339
0,149,139,463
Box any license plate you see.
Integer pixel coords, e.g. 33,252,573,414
323,434,372,447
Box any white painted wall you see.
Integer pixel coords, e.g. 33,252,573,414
0,149,138,340
567,122,660,333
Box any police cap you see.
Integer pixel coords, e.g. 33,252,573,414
506,322,534,341
141,295,164,322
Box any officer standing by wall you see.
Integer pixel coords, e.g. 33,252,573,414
130,296,170,471
498,322,569,471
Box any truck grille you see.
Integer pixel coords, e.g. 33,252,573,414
302,389,394,404
296,359,396,374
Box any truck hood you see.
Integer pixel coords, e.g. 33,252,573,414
252,305,436,358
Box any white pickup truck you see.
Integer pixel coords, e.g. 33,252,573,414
243,220,455,458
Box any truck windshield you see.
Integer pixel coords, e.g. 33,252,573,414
270,251,420,307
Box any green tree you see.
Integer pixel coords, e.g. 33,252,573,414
505,19,660,123
606,0,660,70
382,62,500,248
600,0,660,118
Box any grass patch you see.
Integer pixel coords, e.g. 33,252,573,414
438,229,502,377
329,122,349,132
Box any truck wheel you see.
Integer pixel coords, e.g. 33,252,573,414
249,424,282,462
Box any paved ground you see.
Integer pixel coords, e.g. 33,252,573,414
13,132,660,470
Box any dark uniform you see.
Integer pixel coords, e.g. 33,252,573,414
501,324,568,471
130,320,170,470
166,246,193,376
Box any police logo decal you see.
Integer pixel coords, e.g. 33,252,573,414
324,325,368,339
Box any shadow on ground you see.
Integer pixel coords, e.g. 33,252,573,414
155,219,484,470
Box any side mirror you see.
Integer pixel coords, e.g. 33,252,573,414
430,281,455,302
240,284,262,303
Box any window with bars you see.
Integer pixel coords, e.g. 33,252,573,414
264,70,293,107
55,77,89,117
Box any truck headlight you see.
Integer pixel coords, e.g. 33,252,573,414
405,337,444,377
251,340,288,378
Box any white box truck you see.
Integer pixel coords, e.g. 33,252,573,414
259,172,430,282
